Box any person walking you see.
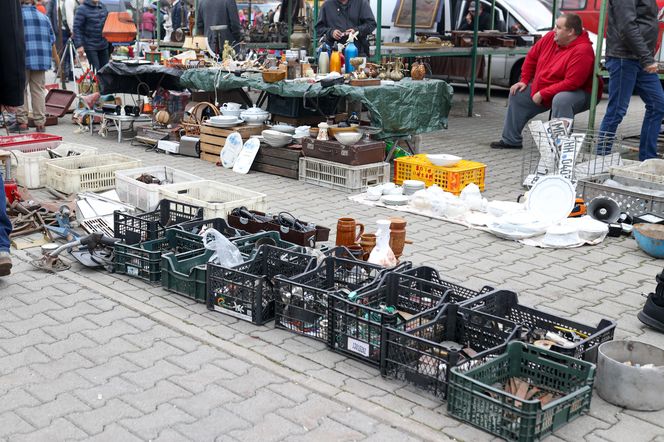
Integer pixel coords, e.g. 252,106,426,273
316,0,376,56
196,0,242,54
140,6,157,39
0,0,26,276
490,13,599,149
72,0,109,71
11,0,55,134
598,0,664,161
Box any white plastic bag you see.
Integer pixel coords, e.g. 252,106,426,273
203,228,244,267
368,219,398,268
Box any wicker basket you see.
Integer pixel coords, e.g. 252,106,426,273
182,101,220,137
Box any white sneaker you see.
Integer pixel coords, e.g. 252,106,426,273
0,251,12,277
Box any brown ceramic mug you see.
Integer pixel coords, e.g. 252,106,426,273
336,217,365,247
359,233,377,260
346,244,365,261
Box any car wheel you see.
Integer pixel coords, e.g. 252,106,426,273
509,59,524,86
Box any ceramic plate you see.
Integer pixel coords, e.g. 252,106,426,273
381,195,409,206
233,138,261,174
208,118,244,128
220,132,243,169
526,175,575,224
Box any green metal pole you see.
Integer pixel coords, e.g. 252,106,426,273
551,0,558,28
375,0,382,63
486,0,496,101
313,0,318,49
587,0,608,131
468,0,480,117
288,0,293,48
410,0,416,42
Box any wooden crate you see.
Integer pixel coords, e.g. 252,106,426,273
199,124,264,156
251,145,302,179
200,152,220,164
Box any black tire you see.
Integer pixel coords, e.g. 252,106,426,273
509,59,524,86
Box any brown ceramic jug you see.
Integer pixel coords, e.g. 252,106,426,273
389,217,407,259
336,217,365,247
359,233,377,260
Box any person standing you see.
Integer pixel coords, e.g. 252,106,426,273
171,0,188,32
459,3,491,31
59,0,77,80
141,6,157,39
72,0,109,71
11,0,55,134
316,0,376,56
0,0,26,276
196,0,242,54
598,0,664,161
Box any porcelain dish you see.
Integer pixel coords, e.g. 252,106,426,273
526,175,575,224
427,154,462,167
381,195,409,206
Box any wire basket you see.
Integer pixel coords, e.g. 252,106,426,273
521,126,624,188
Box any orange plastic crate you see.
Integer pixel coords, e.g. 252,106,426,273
393,155,486,194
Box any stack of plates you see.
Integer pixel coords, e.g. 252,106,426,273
403,180,426,196
208,115,244,128
381,195,409,206
262,129,292,148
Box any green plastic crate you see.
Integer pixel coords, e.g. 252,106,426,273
447,342,595,442
161,248,212,302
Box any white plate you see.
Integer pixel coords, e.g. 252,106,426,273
427,154,462,167
526,175,576,224
486,223,547,240
207,118,244,128
220,132,243,168
233,138,261,174
381,195,409,206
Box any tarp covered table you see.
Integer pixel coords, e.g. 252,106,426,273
180,70,453,139
98,61,186,95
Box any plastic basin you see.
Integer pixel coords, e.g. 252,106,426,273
633,224,664,258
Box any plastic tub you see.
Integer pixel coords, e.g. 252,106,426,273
0,133,62,153
115,166,203,211
44,153,142,194
158,180,267,219
12,143,98,189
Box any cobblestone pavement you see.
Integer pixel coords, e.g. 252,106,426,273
1,90,662,441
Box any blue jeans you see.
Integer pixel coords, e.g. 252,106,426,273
0,171,12,252
599,57,664,161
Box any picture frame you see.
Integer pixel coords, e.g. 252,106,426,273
394,0,440,28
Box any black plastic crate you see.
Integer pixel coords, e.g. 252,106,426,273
114,199,203,245
113,229,204,282
231,231,305,257
461,290,616,362
380,304,521,399
206,245,317,325
273,256,389,343
175,217,247,240
266,93,339,118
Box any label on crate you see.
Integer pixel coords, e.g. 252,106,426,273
126,266,139,276
213,304,252,322
347,337,370,357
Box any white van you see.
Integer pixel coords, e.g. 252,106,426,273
369,0,554,87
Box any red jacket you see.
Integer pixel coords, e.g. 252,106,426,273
520,30,601,107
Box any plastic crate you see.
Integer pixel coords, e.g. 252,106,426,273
0,133,62,153
393,154,486,195
576,174,664,217
174,218,247,242
115,166,204,212
447,342,595,442
461,290,616,363
299,157,391,193
380,304,521,398
206,245,317,325
113,199,204,245
230,231,305,257
397,266,495,303
158,180,267,219
162,248,212,302
274,256,388,343
610,159,664,185
44,153,142,194
11,143,98,189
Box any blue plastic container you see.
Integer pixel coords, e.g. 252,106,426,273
633,224,664,258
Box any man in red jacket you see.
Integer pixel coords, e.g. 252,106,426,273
491,13,598,149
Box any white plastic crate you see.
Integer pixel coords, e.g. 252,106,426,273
115,166,203,212
0,133,62,153
158,180,267,219
609,159,664,185
299,157,391,192
45,153,142,194
12,143,99,189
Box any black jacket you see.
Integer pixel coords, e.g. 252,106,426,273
196,0,243,52
316,0,376,56
606,0,659,67
459,10,491,31
172,0,188,31
0,0,25,107
73,0,108,51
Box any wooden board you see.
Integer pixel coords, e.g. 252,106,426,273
250,145,302,179
349,78,381,87
200,152,220,164
201,142,222,155
251,162,298,179
201,123,264,139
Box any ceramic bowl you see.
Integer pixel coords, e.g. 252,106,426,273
334,132,363,145
271,124,296,134
241,112,269,126
262,129,292,147
427,154,462,167
383,186,403,196
365,192,382,201
381,195,409,206
220,108,241,118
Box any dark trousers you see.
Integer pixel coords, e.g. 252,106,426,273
0,171,12,252
85,47,110,72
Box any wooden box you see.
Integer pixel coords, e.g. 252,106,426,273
199,123,264,156
251,145,302,179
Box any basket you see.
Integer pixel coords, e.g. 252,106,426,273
44,153,142,194
206,245,317,325
447,342,595,442
299,157,390,193
11,143,98,189
609,159,664,185
113,229,205,282
576,174,664,217
461,290,616,362
115,166,204,212
0,133,62,153
113,199,204,245
393,154,486,195
162,248,212,302
381,304,521,399
158,180,268,220
182,101,219,137
274,256,388,343
329,267,494,367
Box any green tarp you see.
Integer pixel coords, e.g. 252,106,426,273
180,70,454,139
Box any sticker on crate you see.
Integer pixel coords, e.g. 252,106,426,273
347,337,370,357
212,295,253,322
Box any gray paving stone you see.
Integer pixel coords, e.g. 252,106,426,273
69,398,144,435
305,367,348,388
36,332,98,359
26,370,94,402
15,392,90,429
367,392,416,417
225,389,295,423
595,413,663,442
121,380,193,414
121,340,186,369
0,367,44,395
82,320,143,345
285,417,366,441
174,408,250,441
361,423,422,442
267,382,313,403
342,377,388,399
77,355,141,384
0,347,50,376
171,384,241,419
121,360,187,389
552,415,612,442
119,404,196,440
0,412,35,438
84,423,143,442
41,316,99,340
122,324,181,349
170,364,236,394
211,357,253,377
0,328,56,354
229,412,307,442
3,313,60,335
86,305,141,327
277,393,346,430
78,337,142,364
166,345,224,371
73,376,141,408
